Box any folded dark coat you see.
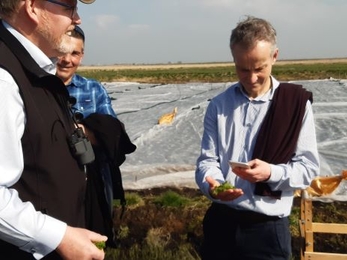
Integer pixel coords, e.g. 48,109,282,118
82,113,136,247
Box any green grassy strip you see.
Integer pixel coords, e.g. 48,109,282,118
77,62,347,84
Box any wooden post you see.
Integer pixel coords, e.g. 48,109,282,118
300,191,313,260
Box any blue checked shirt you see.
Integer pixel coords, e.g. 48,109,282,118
67,74,117,119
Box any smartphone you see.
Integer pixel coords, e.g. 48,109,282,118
229,161,250,169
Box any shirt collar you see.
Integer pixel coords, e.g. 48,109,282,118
68,74,81,88
236,76,280,101
3,21,57,75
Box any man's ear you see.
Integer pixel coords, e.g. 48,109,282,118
272,48,279,64
81,47,85,62
78,54,84,66
24,0,41,25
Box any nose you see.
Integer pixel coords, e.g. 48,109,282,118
245,72,258,84
72,11,81,24
60,53,73,63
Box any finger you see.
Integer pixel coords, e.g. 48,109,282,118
91,248,105,260
205,176,219,187
89,232,108,243
216,188,243,201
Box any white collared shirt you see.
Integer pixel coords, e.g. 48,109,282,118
195,76,320,217
0,21,66,259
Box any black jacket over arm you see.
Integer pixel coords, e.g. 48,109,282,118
81,113,136,247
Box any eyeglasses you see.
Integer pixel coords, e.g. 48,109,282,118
45,0,78,19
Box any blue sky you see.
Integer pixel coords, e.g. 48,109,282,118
78,0,347,65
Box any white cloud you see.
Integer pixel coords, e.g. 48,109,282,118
93,14,120,30
128,24,150,31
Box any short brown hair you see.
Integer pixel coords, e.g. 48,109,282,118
230,16,277,53
0,0,21,17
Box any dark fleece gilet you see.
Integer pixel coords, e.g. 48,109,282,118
0,21,86,259
252,83,313,198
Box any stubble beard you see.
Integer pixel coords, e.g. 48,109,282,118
38,11,74,57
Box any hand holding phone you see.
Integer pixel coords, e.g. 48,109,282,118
229,161,250,169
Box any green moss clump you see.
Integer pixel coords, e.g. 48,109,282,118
212,182,235,196
93,241,106,250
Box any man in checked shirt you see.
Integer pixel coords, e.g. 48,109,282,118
56,25,117,119
56,25,119,248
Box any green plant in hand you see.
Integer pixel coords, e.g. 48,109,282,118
212,181,235,196
93,241,106,250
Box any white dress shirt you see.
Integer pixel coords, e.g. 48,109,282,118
0,21,66,259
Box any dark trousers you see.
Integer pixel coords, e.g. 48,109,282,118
201,203,291,260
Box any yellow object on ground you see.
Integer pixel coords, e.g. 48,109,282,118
158,107,177,125
294,170,347,198
306,170,347,197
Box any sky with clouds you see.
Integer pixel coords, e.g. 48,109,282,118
78,0,347,66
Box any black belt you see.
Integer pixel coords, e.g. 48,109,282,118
210,202,281,224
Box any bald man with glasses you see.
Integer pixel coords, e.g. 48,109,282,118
0,1,108,259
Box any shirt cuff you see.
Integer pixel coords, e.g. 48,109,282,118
267,164,284,183
20,215,67,259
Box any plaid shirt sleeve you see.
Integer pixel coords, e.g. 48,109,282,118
67,74,117,119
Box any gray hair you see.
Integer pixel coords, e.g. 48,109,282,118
230,16,277,54
0,0,21,17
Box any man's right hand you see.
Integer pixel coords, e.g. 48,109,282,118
205,176,243,201
56,226,107,260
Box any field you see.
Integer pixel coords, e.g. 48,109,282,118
86,58,347,259
80,58,347,71
78,58,347,83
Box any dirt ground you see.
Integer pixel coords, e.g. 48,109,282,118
110,187,347,260
79,58,347,71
